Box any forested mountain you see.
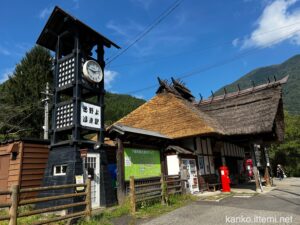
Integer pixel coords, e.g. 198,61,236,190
105,92,145,126
215,55,300,115
0,46,145,140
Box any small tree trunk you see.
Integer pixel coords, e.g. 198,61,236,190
264,167,271,187
9,185,19,225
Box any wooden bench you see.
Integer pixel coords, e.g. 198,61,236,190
199,175,221,192
207,175,221,192
198,176,209,193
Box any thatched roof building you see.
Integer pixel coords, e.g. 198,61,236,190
198,76,288,141
109,76,288,142
112,90,223,139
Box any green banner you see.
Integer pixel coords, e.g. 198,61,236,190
124,148,161,180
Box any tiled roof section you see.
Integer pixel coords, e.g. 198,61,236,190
115,92,224,139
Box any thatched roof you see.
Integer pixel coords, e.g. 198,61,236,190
113,92,224,139
198,76,288,138
109,76,287,141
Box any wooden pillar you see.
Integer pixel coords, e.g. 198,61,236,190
85,178,92,221
160,146,166,176
263,146,271,187
9,185,19,225
221,143,226,166
264,166,271,187
160,174,167,205
251,144,263,192
116,138,125,204
129,176,136,215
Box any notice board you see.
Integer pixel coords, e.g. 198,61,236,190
124,148,161,180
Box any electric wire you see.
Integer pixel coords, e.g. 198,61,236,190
106,0,184,65
110,21,300,69
0,101,42,133
124,28,300,95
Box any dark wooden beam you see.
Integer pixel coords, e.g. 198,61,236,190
116,138,125,204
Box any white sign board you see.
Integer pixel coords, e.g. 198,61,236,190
75,175,84,191
167,155,180,175
80,102,101,129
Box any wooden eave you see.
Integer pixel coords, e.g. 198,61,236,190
36,6,120,54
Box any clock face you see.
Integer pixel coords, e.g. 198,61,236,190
82,60,103,83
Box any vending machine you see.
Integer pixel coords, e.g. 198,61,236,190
181,159,199,194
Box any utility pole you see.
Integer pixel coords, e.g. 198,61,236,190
41,82,52,140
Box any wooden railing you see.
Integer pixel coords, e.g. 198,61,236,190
129,174,186,214
0,179,91,225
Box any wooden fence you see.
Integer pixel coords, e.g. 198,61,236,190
0,179,91,225
129,175,186,214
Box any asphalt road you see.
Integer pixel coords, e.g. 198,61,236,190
141,178,300,225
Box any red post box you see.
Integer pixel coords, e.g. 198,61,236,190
220,166,231,192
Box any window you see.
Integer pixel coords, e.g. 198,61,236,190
198,156,205,175
53,165,67,176
197,138,215,175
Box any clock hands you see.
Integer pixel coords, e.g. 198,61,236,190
89,68,100,73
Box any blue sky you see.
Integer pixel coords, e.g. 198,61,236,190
1,0,300,100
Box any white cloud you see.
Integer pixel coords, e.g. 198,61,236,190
106,17,191,57
133,94,144,99
106,20,144,40
239,0,300,48
39,7,53,19
104,69,118,89
0,67,14,84
232,38,240,47
73,0,80,9
131,0,154,10
0,46,11,56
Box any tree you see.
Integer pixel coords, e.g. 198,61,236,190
0,45,145,141
0,46,53,139
270,111,300,177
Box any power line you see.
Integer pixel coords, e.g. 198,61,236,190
0,104,34,130
0,101,42,131
125,28,300,95
110,21,300,69
106,0,184,65
6,105,43,134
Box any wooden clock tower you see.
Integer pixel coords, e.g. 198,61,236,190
36,6,120,207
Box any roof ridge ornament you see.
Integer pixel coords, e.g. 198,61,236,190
251,80,255,92
223,88,227,99
237,84,241,95
171,77,195,102
210,91,215,103
198,93,203,104
156,77,177,95
199,75,289,105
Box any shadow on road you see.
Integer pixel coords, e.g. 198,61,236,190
269,194,300,206
275,188,300,197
